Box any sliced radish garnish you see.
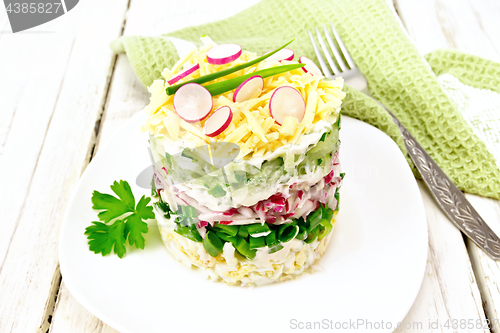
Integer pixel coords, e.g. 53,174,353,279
233,75,264,103
173,83,213,123
167,63,200,85
203,106,233,137
299,56,323,76
269,86,305,125
264,48,295,62
206,44,242,65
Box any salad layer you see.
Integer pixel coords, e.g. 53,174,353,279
141,36,345,161
154,145,342,217
154,186,339,258
151,114,340,210
156,203,336,287
142,37,345,283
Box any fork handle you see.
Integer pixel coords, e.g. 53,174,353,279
383,107,500,260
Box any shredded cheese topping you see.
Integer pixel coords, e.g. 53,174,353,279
141,36,346,159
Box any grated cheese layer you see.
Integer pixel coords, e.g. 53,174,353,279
141,36,345,160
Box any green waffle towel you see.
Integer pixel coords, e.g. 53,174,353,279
110,0,500,200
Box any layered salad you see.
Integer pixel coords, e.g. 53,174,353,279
141,36,345,286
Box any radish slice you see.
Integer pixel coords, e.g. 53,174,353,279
206,44,242,65
264,48,295,62
203,106,233,137
269,86,305,125
299,56,323,76
173,83,213,123
233,75,264,103
167,63,200,85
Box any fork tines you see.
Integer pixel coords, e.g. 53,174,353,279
308,23,356,79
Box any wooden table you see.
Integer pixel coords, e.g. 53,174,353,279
1,0,499,332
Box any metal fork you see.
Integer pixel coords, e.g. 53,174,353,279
308,23,500,260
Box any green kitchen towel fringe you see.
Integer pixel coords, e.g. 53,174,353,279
110,0,500,200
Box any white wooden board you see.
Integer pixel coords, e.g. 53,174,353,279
1,0,499,332
0,0,130,332
396,0,500,331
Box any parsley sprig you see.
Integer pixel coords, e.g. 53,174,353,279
85,180,154,258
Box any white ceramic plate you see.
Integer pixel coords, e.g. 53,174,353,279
59,114,427,333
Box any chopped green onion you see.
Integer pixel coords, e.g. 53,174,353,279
176,214,197,227
180,205,197,218
307,208,323,231
214,223,239,237
323,207,334,223
296,225,308,241
238,225,249,238
247,223,270,235
156,200,170,214
203,231,224,257
155,200,171,219
175,225,202,242
334,191,341,212
208,184,226,198
204,63,305,96
216,232,239,245
304,227,319,244
249,236,266,250
340,173,345,180
166,39,296,95
181,149,194,159
316,225,326,241
317,219,332,240
234,171,247,184
268,244,284,254
336,112,341,127
235,238,257,260
151,176,157,197
278,224,299,243
265,230,279,247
